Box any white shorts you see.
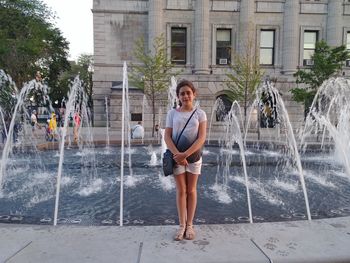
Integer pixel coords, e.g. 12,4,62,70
173,158,202,176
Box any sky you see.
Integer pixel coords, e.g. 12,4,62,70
42,0,93,61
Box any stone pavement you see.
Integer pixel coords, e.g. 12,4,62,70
1,216,350,263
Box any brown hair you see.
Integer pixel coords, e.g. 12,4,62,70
175,79,196,107
176,79,196,97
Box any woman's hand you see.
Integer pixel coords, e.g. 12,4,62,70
176,159,188,166
173,152,188,165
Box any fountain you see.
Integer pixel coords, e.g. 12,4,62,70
53,75,94,226
105,96,110,150
0,67,350,226
301,78,350,176
0,76,47,187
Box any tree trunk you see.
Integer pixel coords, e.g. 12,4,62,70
152,92,155,137
244,79,248,128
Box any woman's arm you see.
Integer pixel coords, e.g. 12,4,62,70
164,127,179,154
173,120,207,162
164,127,188,165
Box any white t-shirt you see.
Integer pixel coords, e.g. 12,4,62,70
132,124,144,139
165,108,207,154
31,113,37,123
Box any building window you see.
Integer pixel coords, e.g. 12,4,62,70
303,31,318,66
260,91,277,128
171,28,186,65
131,113,142,122
260,30,275,65
216,29,231,65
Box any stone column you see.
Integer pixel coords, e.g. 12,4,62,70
148,0,163,54
238,0,255,54
282,0,299,75
327,0,342,47
194,0,210,74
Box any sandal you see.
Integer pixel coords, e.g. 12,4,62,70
174,225,186,241
185,224,195,240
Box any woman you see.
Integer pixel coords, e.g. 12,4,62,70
73,111,81,143
164,80,207,241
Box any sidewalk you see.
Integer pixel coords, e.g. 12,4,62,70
1,216,350,263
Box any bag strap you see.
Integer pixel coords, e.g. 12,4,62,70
175,109,197,146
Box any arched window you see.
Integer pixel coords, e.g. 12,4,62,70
260,91,277,128
215,95,232,121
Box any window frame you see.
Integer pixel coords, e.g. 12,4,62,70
259,29,275,66
215,28,232,65
299,26,322,67
256,25,280,68
167,23,191,67
303,30,318,66
211,25,236,67
170,27,187,65
345,29,350,67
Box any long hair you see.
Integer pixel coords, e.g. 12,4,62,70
176,80,196,107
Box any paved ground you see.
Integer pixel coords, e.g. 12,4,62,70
1,216,350,263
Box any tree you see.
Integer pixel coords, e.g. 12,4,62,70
224,35,263,126
129,35,179,137
0,70,18,114
77,54,93,109
50,54,93,109
0,0,70,88
291,40,350,115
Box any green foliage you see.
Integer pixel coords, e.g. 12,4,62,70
129,35,179,136
130,36,177,94
224,38,263,124
77,54,93,108
0,0,70,88
0,70,18,114
291,40,350,104
50,54,93,108
224,55,263,103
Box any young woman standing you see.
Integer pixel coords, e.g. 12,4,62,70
164,80,207,241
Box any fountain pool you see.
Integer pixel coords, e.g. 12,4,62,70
0,144,349,226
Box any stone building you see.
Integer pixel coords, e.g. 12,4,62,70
92,0,350,136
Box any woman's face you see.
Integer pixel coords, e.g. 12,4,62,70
178,85,195,107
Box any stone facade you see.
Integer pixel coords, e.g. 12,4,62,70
92,0,350,135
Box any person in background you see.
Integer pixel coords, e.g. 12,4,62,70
59,107,65,127
35,71,42,82
31,110,38,132
1,118,9,144
49,112,57,141
154,123,160,138
1,127,6,144
45,118,51,141
73,111,81,143
131,121,144,139
12,122,20,143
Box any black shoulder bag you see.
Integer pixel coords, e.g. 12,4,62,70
162,109,197,176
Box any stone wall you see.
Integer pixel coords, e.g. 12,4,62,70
92,0,350,135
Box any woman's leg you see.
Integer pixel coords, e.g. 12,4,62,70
174,172,187,240
185,172,199,226
174,173,187,226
